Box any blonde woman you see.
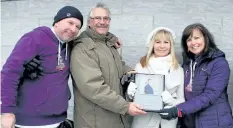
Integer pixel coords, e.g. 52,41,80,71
127,27,185,128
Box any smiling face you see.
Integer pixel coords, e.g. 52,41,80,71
153,39,171,57
54,17,81,42
88,8,111,35
186,29,205,55
152,31,172,57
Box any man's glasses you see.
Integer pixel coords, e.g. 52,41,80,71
89,16,111,22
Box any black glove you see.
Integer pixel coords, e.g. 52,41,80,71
121,72,135,95
155,107,182,120
23,56,44,80
57,119,74,128
120,72,135,85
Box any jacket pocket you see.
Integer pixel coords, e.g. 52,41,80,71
217,104,233,126
218,113,233,127
34,84,69,116
199,114,218,127
80,105,95,128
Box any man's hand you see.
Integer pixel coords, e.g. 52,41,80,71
127,102,146,116
1,113,16,128
155,107,182,120
23,55,44,80
114,38,122,49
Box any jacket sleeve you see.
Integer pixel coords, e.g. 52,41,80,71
163,68,185,106
108,32,132,74
122,61,132,74
174,68,185,105
134,63,142,72
70,45,129,115
177,58,230,115
1,34,39,113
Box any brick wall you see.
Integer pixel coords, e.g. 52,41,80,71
1,0,233,120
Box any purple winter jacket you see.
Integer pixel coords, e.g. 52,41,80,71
177,50,233,128
1,26,71,126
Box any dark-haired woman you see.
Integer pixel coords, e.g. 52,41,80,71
156,23,233,128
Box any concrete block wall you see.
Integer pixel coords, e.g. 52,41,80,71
1,0,233,120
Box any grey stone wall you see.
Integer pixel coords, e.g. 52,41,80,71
1,0,233,120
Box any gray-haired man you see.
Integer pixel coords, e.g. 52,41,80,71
70,2,146,128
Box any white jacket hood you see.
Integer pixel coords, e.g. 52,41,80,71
146,27,176,47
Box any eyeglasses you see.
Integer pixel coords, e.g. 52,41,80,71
89,16,111,22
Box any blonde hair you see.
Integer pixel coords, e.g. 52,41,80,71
140,29,179,69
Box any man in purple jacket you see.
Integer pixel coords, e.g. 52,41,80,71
1,6,83,128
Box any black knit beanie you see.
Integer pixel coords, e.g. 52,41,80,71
53,6,83,28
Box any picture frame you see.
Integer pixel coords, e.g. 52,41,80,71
133,73,165,111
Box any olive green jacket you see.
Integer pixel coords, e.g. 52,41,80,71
70,27,131,128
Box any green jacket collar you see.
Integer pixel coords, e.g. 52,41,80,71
84,27,118,47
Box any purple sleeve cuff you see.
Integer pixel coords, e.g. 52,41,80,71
1,106,16,114
176,103,187,115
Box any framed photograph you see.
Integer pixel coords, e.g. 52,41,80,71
133,73,165,111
